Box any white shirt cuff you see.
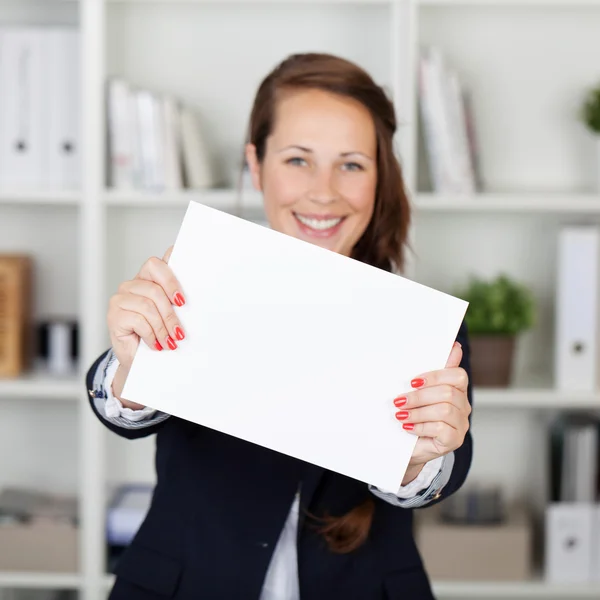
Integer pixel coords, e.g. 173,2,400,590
395,455,445,498
104,355,157,422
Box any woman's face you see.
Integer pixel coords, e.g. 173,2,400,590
246,88,378,257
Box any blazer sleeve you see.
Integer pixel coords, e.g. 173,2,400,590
413,318,474,509
85,349,170,440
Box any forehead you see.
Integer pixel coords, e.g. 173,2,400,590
270,88,376,147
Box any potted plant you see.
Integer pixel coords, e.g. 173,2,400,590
581,82,600,192
457,274,536,387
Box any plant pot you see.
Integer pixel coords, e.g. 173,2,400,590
597,136,600,192
469,335,516,387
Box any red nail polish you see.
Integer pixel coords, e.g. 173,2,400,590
174,326,185,341
154,340,163,351
166,336,178,350
174,292,185,307
411,378,425,388
395,411,409,421
393,396,407,408
403,423,415,431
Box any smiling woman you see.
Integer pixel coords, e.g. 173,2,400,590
245,53,410,270
88,51,473,600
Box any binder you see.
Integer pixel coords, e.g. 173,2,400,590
593,505,600,582
0,29,46,187
555,227,600,391
107,79,135,189
161,95,183,191
179,105,215,189
136,90,163,191
46,28,80,189
545,503,595,583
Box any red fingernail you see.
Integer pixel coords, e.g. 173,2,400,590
393,396,407,407
411,378,425,388
174,292,185,307
174,326,185,341
166,336,178,350
395,411,409,421
154,340,163,351
403,423,415,431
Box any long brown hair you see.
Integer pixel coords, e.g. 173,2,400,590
246,53,411,553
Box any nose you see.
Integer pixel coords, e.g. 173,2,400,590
308,167,338,204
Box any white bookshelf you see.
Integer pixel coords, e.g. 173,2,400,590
433,579,600,598
105,188,264,212
0,191,79,206
0,572,80,590
414,193,600,213
0,1,599,599
0,371,79,401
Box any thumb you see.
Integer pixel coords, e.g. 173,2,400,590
162,245,174,263
445,341,463,369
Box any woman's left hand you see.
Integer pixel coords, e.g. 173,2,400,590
394,341,471,475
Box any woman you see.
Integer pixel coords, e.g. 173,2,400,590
87,53,473,599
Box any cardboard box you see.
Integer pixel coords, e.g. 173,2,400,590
415,504,533,581
0,254,33,377
0,518,78,572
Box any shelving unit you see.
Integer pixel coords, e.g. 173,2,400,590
432,579,600,598
0,191,79,206
0,1,599,599
0,371,79,401
0,573,81,590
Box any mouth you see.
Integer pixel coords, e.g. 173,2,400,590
293,212,347,238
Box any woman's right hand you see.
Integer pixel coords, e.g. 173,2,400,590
107,246,186,406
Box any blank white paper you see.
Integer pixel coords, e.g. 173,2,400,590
122,201,468,493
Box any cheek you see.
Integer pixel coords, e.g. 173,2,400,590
262,166,306,211
339,175,377,221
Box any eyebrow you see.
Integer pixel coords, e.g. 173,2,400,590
277,145,374,161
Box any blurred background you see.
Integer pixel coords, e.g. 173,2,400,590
0,0,599,599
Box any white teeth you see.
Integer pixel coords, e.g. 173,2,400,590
295,214,343,231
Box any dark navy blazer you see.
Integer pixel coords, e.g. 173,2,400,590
86,321,473,600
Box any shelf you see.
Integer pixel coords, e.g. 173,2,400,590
106,190,600,215
105,189,263,212
0,571,81,589
414,193,600,214
0,370,80,401
432,579,600,598
474,386,600,409
106,0,391,4
0,190,79,206
100,573,600,597
419,0,600,6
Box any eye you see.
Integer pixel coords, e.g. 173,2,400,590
286,157,308,167
342,161,364,172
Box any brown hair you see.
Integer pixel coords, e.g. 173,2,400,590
246,53,412,552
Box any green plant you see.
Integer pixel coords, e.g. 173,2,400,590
456,274,536,335
581,83,600,134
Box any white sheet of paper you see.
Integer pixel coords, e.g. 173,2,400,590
122,201,468,493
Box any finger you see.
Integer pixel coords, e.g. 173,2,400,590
409,364,468,394
110,306,161,351
162,245,174,263
112,292,178,350
136,255,185,307
119,280,185,345
394,402,463,431
445,341,463,369
401,421,458,448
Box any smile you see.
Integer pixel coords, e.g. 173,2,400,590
293,213,346,235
